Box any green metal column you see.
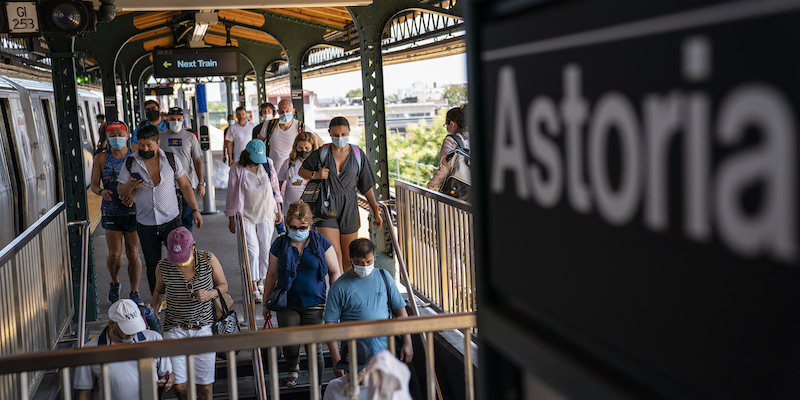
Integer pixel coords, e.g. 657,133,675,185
349,9,392,256
118,60,132,126
99,58,117,121
287,48,305,123
135,81,145,124
224,77,234,116
237,74,246,107
45,34,99,321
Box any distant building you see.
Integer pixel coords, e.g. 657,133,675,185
397,81,445,103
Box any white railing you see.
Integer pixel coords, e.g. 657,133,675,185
0,203,75,398
395,181,476,314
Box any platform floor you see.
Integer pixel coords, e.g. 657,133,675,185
85,186,372,338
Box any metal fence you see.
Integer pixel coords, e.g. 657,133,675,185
0,203,74,399
389,156,437,187
0,313,476,400
395,180,476,314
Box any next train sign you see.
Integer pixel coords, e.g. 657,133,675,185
477,0,800,399
153,47,240,78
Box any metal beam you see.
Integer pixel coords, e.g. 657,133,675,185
44,34,99,321
112,1,372,12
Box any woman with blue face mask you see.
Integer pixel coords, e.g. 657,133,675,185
298,117,383,273
90,121,144,306
261,200,341,388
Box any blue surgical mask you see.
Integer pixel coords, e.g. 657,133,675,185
108,137,127,150
331,136,349,148
352,262,374,277
228,120,235,126
279,112,293,124
287,227,309,242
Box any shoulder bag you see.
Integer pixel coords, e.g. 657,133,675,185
264,237,307,311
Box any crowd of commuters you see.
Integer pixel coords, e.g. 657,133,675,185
82,99,463,399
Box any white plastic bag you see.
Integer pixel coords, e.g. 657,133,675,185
214,159,230,189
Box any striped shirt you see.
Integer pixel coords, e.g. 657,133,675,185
117,148,185,226
158,250,215,330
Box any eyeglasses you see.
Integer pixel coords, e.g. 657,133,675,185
288,225,309,231
186,281,196,299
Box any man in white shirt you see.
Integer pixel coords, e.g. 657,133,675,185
160,107,206,231
225,106,255,165
258,99,323,171
74,299,174,400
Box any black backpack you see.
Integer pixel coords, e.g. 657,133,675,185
253,119,305,157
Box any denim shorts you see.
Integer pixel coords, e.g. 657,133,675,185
101,215,138,233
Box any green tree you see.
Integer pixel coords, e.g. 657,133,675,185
346,88,363,98
386,108,449,186
443,84,467,106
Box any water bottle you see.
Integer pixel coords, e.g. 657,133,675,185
142,304,162,334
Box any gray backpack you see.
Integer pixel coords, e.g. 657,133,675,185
440,135,471,201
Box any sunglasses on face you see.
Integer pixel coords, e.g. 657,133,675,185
288,225,309,231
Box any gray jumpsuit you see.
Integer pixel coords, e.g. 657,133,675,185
302,145,374,234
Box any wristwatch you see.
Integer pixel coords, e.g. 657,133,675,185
198,182,205,186
192,209,199,213
311,171,316,179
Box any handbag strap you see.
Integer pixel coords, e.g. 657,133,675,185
378,269,395,318
215,288,230,315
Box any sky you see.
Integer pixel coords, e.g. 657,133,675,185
204,53,467,103
304,53,467,99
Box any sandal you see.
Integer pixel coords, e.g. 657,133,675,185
285,369,299,388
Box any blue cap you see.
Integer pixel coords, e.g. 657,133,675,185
246,139,268,164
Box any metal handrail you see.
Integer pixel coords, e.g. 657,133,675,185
394,180,476,315
67,219,90,348
0,313,475,371
1,314,476,400
235,214,268,400
395,179,471,211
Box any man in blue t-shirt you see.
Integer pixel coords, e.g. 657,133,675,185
324,238,413,377
132,100,168,143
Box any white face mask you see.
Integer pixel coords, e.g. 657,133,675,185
261,114,273,122
352,262,374,277
228,119,235,126
168,120,182,133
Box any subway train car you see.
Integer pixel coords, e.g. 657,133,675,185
0,76,104,249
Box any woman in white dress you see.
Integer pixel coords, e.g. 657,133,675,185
278,131,318,218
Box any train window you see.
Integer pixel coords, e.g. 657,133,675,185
84,100,97,145
77,104,90,146
0,99,21,235
40,99,61,199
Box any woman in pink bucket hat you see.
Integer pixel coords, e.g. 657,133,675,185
152,227,229,400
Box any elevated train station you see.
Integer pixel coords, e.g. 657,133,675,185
1,0,800,400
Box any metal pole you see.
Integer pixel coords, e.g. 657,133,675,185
237,215,268,399
196,83,218,214
68,220,90,346
227,350,239,399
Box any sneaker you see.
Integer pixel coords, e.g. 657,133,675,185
108,282,120,303
129,291,145,306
